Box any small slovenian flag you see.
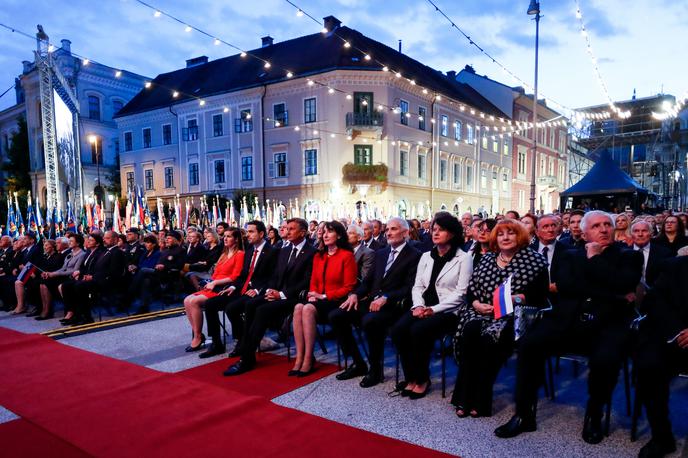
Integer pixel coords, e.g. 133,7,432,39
17,262,38,284
492,275,513,320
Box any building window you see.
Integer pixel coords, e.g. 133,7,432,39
400,100,409,126
142,128,151,148
549,159,555,176
183,119,198,141
112,100,123,116
400,150,408,176
234,110,253,133
418,107,426,130
273,103,288,127
354,145,372,165
270,153,288,178
559,135,566,154
492,170,498,190
518,150,527,175
126,171,135,191
144,169,153,190
241,156,253,181
304,98,316,123
481,169,487,188
503,137,510,155
466,124,474,144
164,166,174,188
88,95,100,120
441,115,448,137
124,132,133,152
453,163,461,186
492,137,499,153
466,165,473,190
417,154,426,179
481,129,488,149
518,189,526,209
502,173,508,191
188,163,199,186
304,149,317,176
163,124,172,145
90,137,103,164
454,120,462,141
214,160,225,183
549,128,555,148
440,159,447,181
540,155,546,176
213,114,223,137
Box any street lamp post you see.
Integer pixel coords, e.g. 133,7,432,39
527,0,541,215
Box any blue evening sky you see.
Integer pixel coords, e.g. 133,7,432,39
0,0,686,113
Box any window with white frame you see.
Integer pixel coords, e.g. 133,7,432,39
549,159,555,176
503,137,510,155
492,170,498,190
518,149,527,175
492,136,499,153
124,132,133,152
549,128,555,148
215,160,226,183
519,190,525,209
126,171,135,191
466,124,474,144
241,156,253,181
88,95,100,120
304,98,316,123
418,107,426,130
188,163,199,186
481,169,487,188
144,169,153,190
272,153,288,178
454,120,462,141
466,165,473,190
304,149,317,176
502,173,508,191
540,155,546,176
400,100,409,126
163,124,172,145
440,159,447,181
143,128,151,148
441,115,448,136
417,154,426,179
453,162,461,186
213,114,223,137
273,103,288,127
400,150,408,176
559,135,566,154
481,129,488,149
164,166,174,188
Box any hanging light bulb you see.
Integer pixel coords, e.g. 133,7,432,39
328,87,335,94
296,9,304,17
286,71,293,78
185,25,192,33
343,41,351,48
199,100,205,106
172,91,179,98
364,54,371,61
264,62,271,69
115,70,122,78
214,38,221,46
144,81,152,88
223,107,229,113
82,58,90,66
154,10,162,17
240,51,247,57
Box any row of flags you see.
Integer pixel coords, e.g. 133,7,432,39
3,187,302,238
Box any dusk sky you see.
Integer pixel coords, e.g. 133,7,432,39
1,0,686,113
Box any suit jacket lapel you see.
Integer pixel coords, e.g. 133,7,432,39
436,253,461,283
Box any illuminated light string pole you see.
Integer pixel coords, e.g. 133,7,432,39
573,0,630,118
421,0,609,120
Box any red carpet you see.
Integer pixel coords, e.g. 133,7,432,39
0,328,455,458
0,419,90,457
179,352,340,399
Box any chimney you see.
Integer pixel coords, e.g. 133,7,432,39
186,56,209,68
261,36,274,47
398,40,402,53
446,70,457,80
323,16,341,32
60,39,71,53
464,64,475,74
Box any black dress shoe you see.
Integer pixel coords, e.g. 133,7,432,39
359,372,383,388
408,382,431,400
494,414,537,438
335,363,368,381
638,437,676,458
287,369,301,376
227,348,241,358
223,360,255,376
199,345,225,359
582,409,604,444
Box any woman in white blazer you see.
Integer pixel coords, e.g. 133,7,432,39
391,212,472,399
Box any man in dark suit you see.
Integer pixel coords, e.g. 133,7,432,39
496,211,643,445
530,214,568,303
362,221,381,250
0,236,15,310
330,217,422,387
371,219,388,248
224,218,316,375
200,221,277,358
347,224,375,286
123,228,145,271
635,257,688,458
630,220,672,290
62,231,126,325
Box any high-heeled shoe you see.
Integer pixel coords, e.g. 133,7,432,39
296,357,317,377
455,406,468,418
185,334,206,352
408,382,431,400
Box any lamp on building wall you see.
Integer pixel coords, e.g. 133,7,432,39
527,0,541,214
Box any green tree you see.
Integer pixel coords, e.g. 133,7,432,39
106,153,121,197
2,117,31,193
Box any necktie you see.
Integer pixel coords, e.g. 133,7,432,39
384,249,397,275
241,249,259,294
287,246,298,266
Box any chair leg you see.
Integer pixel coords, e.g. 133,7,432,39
395,351,400,386
316,325,328,355
624,359,631,416
546,357,555,401
441,337,446,398
630,388,642,442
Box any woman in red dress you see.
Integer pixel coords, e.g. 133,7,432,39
290,221,357,376
183,228,245,352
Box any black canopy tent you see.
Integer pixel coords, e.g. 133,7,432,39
560,153,649,212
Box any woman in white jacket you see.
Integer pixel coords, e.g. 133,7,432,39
391,212,472,399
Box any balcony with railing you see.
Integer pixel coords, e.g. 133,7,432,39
346,112,384,129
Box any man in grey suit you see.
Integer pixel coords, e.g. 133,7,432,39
348,224,375,286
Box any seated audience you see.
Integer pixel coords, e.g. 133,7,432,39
38,233,86,320
654,215,688,256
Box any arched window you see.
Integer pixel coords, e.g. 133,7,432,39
88,95,101,120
